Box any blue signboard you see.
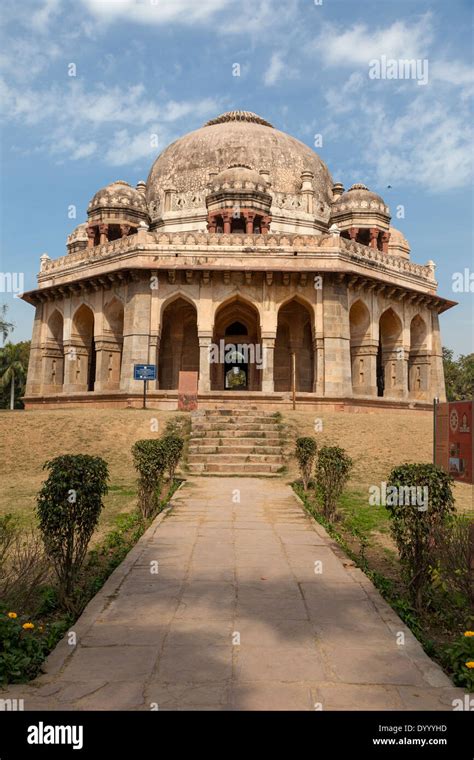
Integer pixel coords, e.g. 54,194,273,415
134,364,157,381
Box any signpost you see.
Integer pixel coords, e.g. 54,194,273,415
134,364,157,409
434,399,473,484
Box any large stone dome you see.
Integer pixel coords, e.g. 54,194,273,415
146,111,333,222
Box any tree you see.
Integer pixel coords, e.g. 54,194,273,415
443,347,474,401
0,343,27,410
0,305,13,344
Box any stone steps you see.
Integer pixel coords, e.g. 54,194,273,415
188,408,285,476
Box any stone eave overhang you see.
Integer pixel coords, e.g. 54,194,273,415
21,267,456,316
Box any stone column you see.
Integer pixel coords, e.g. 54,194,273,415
261,335,275,393
222,213,232,235
120,224,131,238
198,332,213,393
25,302,45,396
322,278,352,397
382,346,409,399
40,343,65,394
99,223,109,245
381,231,391,253
408,350,431,400
348,227,359,241
261,215,271,235
369,228,379,249
120,276,152,393
94,339,123,391
245,212,256,235
86,226,96,248
63,341,91,392
430,310,446,401
314,337,324,395
350,340,378,396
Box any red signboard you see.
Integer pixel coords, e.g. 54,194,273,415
435,400,473,484
178,371,198,411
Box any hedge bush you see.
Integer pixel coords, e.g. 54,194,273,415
36,455,109,608
131,439,167,518
295,437,317,490
386,463,455,610
160,433,184,482
314,446,353,521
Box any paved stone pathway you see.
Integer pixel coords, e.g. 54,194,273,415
2,478,463,711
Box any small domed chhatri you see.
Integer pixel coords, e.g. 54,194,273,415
21,109,455,410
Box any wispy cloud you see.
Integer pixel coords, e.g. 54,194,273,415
79,0,235,26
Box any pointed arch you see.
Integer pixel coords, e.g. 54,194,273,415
274,297,314,392
71,304,96,391
409,314,430,396
349,299,375,395
378,307,404,398
159,297,199,390
212,296,261,391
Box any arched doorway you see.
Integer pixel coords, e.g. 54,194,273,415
101,297,124,390
349,300,375,396
378,307,403,398
211,298,261,391
274,299,314,392
71,304,96,391
45,309,64,391
409,314,429,397
159,298,199,390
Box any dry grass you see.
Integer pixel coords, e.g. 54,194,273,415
283,408,472,515
0,407,471,549
0,408,185,542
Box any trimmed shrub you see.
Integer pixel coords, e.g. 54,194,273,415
132,439,167,518
160,433,184,481
314,446,353,521
295,437,318,490
386,463,455,610
36,455,109,608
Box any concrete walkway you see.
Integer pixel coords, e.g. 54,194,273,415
2,478,463,711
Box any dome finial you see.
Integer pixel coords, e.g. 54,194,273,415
205,111,274,128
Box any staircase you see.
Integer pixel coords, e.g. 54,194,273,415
187,408,285,476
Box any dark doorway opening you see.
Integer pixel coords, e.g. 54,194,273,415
88,340,96,391
376,338,384,397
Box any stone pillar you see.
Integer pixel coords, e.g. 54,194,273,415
25,302,45,396
322,279,352,397
261,215,272,235
382,346,409,399
120,224,131,238
348,227,359,241
369,228,379,248
408,350,431,400
40,344,65,395
86,226,96,248
430,310,446,402
207,214,217,234
314,337,324,395
350,341,378,396
94,339,123,391
261,336,275,393
198,332,213,393
245,212,255,235
120,276,152,393
381,231,391,253
63,341,91,392
222,213,232,235
99,223,109,245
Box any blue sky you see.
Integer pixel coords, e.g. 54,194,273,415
0,0,472,355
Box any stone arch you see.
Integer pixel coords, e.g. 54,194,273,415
274,298,314,392
99,297,125,390
71,304,96,391
211,296,261,391
159,297,199,390
349,299,376,396
159,291,198,323
409,314,430,397
211,292,263,325
378,307,404,398
44,309,64,390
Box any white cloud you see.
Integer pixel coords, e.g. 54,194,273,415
263,53,284,86
30,0,62,32
80,0,234,25
313,15,433,67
